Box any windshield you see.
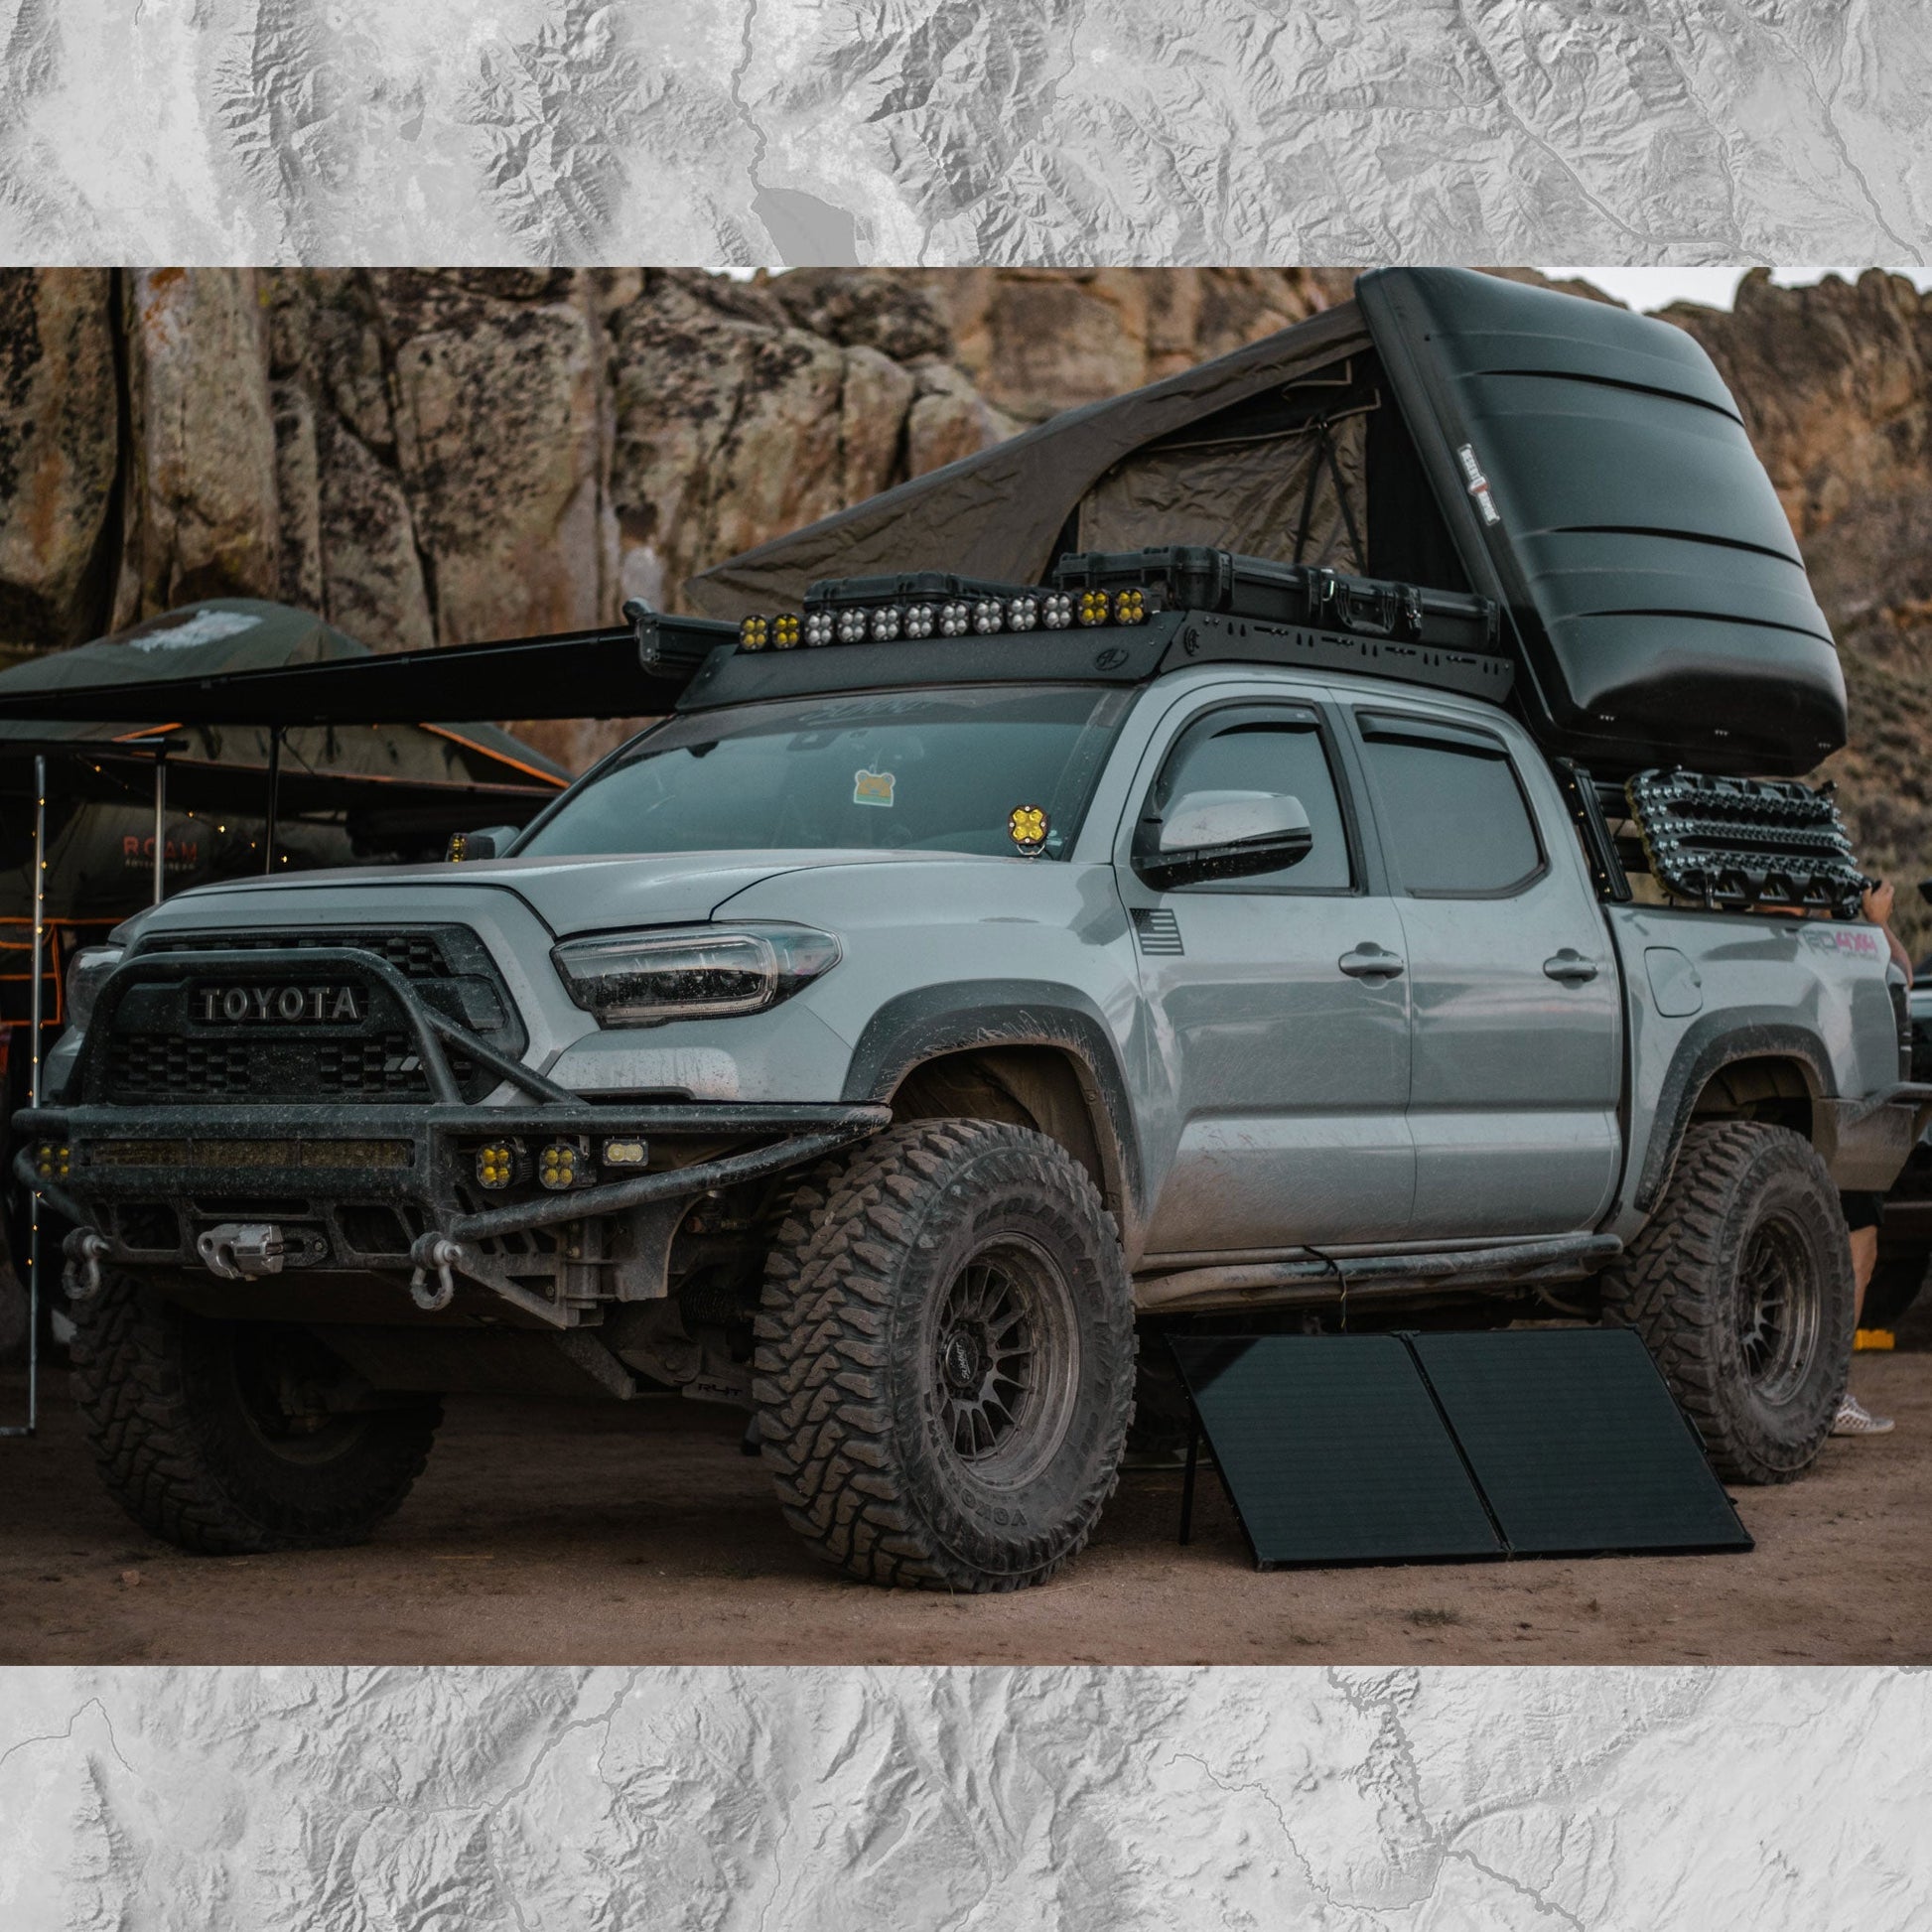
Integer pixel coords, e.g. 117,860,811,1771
515,684,1134,861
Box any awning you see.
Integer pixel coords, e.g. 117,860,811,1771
0,600,695,730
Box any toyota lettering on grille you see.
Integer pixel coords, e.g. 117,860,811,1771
195,983,365,1025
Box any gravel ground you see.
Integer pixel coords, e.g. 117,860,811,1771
2,1344,1927,1666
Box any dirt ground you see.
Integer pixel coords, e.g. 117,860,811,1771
2,1342,1927,1668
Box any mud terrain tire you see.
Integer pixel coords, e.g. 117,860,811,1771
70,1273,441,1553
755,1120,1136,1590
1599,1120,1853,1483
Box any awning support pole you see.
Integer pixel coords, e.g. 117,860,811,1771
263,725,282,874
3,755,46,1438
151,744,168,905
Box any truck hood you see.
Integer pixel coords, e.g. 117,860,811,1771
139,848,983,940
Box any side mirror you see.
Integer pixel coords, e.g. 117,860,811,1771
1137,790,1313,891
446,825,519,863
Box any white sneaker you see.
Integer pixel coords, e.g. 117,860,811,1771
1832,1394,1895,1437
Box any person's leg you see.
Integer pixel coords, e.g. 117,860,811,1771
1835,1195,1894,1437
1850,1223,1877,1327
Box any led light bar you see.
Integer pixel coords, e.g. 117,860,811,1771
735,574,1162,657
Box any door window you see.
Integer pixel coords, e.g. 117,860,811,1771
1356,716,1544,897
1147,704,1355,891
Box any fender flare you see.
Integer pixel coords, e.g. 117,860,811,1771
840,980,1144,1220
1635,1013,1835,1213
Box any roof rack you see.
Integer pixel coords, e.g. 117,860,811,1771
676,549,1513,711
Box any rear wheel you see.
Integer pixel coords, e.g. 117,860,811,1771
755,1121,1136,1590
69,1273,441,1553
1599,1120,1853,1483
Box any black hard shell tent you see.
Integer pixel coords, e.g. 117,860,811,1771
689,268,1845,779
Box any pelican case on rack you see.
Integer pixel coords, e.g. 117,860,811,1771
1050,547,1502,655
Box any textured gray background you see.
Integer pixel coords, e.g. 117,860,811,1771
1,1,1928,264
0,1666,1926,1927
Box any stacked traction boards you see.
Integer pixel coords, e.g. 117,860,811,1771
1169,1329,1753,1570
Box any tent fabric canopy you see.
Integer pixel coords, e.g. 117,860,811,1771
686,301,1374,621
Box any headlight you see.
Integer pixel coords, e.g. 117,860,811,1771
65,945,124,1034
552,924,842,1027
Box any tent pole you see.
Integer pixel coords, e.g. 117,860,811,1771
263,725,282,874
4,756,47,1438
152,743,168,905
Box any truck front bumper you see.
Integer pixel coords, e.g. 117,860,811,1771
13,1096,891,1325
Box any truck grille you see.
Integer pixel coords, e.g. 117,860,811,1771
142,928,460,979
316,1034,482,1099
107,1035,252,1097
99,925,516,1107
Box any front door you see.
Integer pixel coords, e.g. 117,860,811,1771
1342,704,1622,1238
1126,696,1415,1258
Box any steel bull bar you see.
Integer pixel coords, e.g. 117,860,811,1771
13,942,891,1325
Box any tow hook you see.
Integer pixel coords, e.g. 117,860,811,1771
63,1229,111,1302
409,1235,465,1312
196,1222,287,1281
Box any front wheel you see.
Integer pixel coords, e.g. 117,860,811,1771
69,1274,442,1553
754,1121,1136,1590
1599,1120,1853,1483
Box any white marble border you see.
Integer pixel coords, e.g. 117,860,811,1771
0,1665,1925,1927
2,1,1928,266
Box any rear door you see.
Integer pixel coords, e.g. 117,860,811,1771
1123,693,1415,1257
1340,705,1622,1238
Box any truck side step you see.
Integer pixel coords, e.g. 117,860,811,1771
1136,1232,1622,1314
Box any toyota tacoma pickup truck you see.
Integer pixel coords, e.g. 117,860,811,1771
15,266,1929,1591
15,556,1925,1591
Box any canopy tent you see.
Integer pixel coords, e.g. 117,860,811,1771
684,300,1401,621
0,600,573,925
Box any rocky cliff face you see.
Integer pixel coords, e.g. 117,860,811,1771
4,264,1931,943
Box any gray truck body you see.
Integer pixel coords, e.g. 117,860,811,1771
31,656,1911,1317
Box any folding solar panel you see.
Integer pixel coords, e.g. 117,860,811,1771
1406,1328,1753,1557
1168,1334,1503,1568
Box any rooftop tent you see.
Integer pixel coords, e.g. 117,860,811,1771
691,269,1843,778
1356,267,1845,776
685,301,1389,619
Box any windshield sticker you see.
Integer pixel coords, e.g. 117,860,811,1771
1008,804,1048,855
853,767,896,807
